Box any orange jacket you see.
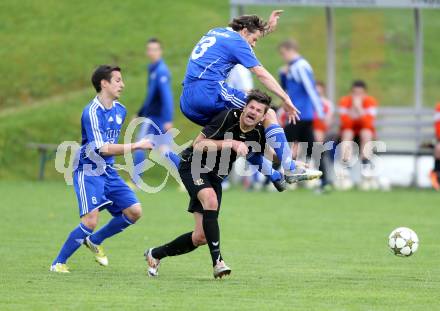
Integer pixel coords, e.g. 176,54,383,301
339,95,378,130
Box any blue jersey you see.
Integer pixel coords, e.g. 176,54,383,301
77,96,126,171
137,59,173,124
183,27,260,84
280,57,323,121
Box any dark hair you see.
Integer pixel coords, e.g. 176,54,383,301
147,37,161,46
351,80,367,90
279,39,299,51
229,15,267,33
91,65,121,93
246,89,272,112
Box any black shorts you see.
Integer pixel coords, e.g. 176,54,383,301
178,161,223,214
284,120,315,143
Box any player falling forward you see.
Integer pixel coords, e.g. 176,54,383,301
179,11,320,182
50,65,153,273
146,90,302,279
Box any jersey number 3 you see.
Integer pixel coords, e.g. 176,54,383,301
191,36,216,60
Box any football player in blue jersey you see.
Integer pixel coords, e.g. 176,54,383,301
50,65,153,273
180,11,320,183
131,38,180,188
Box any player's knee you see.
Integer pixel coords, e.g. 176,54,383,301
435,143,440,158
81,212,99,230
124,204,142,222
192,231,207,246
203,194,218,211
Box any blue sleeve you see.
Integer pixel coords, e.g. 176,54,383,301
295,62,324,119
231,39,260,69
279,70,287,90
82,107,108,149
158,70,174,123
138,69,155,117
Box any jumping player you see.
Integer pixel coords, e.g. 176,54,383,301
180,11,319,182
50,65,153,273
145,90,291,279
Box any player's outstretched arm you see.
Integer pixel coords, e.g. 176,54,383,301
193,134,248,157
99,139,154,156
250,65,300,123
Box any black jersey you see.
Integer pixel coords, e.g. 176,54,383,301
180,109,266,178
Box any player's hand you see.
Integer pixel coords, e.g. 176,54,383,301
163,122,173,132
232,140,249,157
267,10,283,33
134,139,154,151
283,98,301,124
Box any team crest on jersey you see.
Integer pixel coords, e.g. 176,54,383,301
116,114,123,125
194,178,204,186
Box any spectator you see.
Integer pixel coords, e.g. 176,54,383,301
430,103,440,190
314,81,334,191
339,80,378,185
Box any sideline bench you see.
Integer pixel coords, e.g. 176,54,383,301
372,107,434,185
27,142,59,180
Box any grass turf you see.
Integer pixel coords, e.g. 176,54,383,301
1,181,439,310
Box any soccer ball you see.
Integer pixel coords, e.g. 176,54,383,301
388,227,419,257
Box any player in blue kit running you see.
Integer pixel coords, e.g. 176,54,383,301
180,11,320,182
50,65,153,273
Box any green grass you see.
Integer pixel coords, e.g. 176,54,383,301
1,182,439,310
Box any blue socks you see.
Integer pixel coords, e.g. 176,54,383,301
89,214,134,245
163,150,181,169
247,153,282,182
265,124,296,172
52,223,93,265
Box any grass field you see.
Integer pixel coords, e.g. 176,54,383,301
1,181,439,310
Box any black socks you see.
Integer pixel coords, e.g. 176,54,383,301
152,232,197,260
203,210,222,266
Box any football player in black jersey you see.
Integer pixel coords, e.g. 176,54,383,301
145,90,321,279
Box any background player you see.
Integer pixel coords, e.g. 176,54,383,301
278,39,324,162
50,65,153,273
145,90,294,279
180,12,319,182
131,38,179,187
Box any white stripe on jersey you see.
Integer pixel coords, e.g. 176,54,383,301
89,103,104,148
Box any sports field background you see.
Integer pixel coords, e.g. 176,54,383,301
1,1,440,180
1,182,439,310
1,1,440,309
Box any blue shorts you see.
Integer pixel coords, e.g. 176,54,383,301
136,118,172,146
180,80,247,126
73,167,139,217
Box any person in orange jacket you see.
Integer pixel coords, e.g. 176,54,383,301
339,80,378,167
430,103,440,190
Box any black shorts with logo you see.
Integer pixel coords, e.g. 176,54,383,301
178,160,223,214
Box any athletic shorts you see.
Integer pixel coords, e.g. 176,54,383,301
180,80,247,126
178,160,223,214
73,166,139,217
284,120,315,144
